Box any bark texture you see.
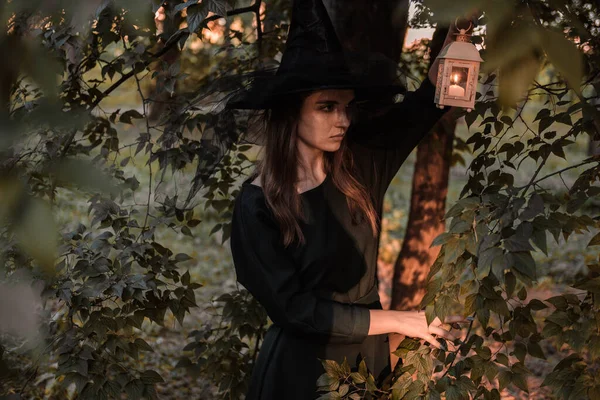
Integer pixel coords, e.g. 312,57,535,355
390,26,455,311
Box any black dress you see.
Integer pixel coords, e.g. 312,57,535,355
230,78,449,399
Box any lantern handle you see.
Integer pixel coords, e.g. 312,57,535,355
454,17,473,34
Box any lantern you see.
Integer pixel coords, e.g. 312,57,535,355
434,21,483,112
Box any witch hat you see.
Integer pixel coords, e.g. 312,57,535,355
226,0,406,110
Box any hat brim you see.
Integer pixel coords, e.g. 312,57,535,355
226,50,407,110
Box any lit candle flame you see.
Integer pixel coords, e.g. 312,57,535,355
452,74,460,84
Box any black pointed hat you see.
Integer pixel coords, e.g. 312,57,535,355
226,0,406,109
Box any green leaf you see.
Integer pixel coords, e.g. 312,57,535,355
551,142,566,160
431,232,455,247
450,219,471,234
134,338,154,352
510,252,537,281
538,117,554,135
186,3,209,34
391,373,412,399
465,110,479,129
505,272,516,298
175,253,193,262
174,0,198,13
206,0,231,15
520,194,544,221
209,223,222,236
358,359,368,379
119,109,144,124
511,372,529,393
338,384,349,397
181,226,193,237
534,108,550,122
316,373,338,391
485,298,510,317
573,277,600,294
140,369,164,384
588,232,600,247
63,373,89,393
435,295,452,324
588,335,600,359
484,361,499,382
465,293,480,315
498,52,542,107
495,353,509,367
539,28,583,94
425,304,436,326
424,0,490,24
517,287,527,301
546,311,571,327
444,236,466,265
541,322,563,339
349,372,365,384
181,270,191,286
546,296,568,310
478,247,504,276
528,299,548,311
476,346,492,361
445,384,462,400
125,379,145,399
527,341,546,360
504,237,535,252
530,229,548,255
498,370,512,391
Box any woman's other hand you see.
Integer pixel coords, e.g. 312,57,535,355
392,311,467,350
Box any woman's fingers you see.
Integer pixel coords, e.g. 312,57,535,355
429,325,457,341
423,333,442,349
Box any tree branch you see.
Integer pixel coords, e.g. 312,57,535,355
517,159,598,191
91,1,263,110
60,2,263,157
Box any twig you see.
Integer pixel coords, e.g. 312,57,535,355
517,159,597,191
132,72,153,244
441,313,476,378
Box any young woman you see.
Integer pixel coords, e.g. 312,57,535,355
228,0,470,398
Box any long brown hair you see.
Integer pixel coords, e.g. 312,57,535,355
253,92,379,247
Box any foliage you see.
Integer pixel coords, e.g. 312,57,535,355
1,0,600,399
0,0,277,398
177,289,268,399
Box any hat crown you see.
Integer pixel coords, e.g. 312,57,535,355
278,0,343,73
286,0,342,52
225,0,406,110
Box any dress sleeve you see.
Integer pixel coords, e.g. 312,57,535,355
346,78,451,202
230,190,371,345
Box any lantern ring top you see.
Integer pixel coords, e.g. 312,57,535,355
454,17,473,33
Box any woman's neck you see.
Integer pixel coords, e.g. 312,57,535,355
296,140,327,192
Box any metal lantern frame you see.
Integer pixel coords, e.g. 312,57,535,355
434,22,483,112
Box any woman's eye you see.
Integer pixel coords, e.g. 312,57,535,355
320,105,334,112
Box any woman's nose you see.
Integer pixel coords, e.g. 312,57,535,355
337,108,350,128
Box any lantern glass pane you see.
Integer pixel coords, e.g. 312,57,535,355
448,66,469,98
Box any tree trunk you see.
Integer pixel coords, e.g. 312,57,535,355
390,26,454,311
323,0,409,309
324,0,408,61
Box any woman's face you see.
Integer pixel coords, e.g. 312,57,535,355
296,89,355,153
